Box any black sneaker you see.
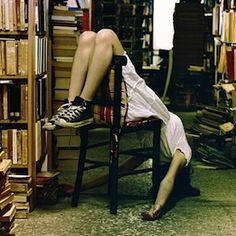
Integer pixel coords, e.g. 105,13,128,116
43,100,72,130
55,97,93,128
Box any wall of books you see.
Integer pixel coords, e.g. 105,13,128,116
93,0,151,75
189,0,236,169
0,0,50,219
212,0,236,111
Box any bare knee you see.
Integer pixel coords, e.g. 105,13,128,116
79,31,96,45
95,29,124,55
96,29,115,45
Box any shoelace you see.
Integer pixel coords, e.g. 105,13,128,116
57,102,72,112
62,105,86,120
50,102,72,122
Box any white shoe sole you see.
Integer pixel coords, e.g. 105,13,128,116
55,117,93,128
42,122,56,130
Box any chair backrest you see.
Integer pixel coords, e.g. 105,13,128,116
92,56,128,127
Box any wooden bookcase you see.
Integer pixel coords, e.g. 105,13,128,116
212,1,236,111
93,0,152,75
0,0,51,216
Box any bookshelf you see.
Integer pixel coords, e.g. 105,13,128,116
0,0,51,216
189,1,236,168
212,0,236,116
169,1,215,110
93,0,153,76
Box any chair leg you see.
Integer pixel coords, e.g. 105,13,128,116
109,131,119,214
152,122,162,199
71,128,88,207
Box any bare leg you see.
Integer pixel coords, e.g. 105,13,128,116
142,149,186,220
68,31,97,102
68,29,124,102
51,29,125,128
153,149,186,208
80,29,124,101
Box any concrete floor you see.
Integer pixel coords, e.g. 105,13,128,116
15,112,236,236
15,167,236,236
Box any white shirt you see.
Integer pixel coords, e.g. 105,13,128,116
122,53,192,165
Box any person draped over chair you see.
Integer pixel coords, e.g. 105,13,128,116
44,29,194,221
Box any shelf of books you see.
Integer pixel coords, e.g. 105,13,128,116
50,0,91,171
94,0,148,75
212,1,236,116
0,0,51,218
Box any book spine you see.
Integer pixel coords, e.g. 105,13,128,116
5,41,18,75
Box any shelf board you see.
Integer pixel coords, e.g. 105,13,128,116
0,75,28,79
0,31,28,36
0,120,28,124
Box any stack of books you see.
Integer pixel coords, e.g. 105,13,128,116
51,3,90,171
8,174,32,219
191,106,232,136
51,5,81,106
0,159,16,235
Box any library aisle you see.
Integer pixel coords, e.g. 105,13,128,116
15,151,236,235
14,112,236,235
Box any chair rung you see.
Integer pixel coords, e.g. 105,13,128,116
119,147,153,157
118,167,152,177
81,141,109,150
84,159,109,171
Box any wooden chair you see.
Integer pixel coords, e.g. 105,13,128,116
71,55,163,214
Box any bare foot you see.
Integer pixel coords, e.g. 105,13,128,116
141,205,162,221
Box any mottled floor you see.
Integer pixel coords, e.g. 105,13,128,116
15,167,236,236
15,112,236,236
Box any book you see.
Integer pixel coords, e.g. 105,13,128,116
10,182,31,193
21,130,28,165
5,40,17,75
17,130,22,165
19,0,27,31
0,159,11,175
2,85,8,120
14,208,28,219
14,188,32,203
53,28,78,36
20,84,28,121
0,0,2,30
0,87,3,120
54,89,69,101
0,204,16,222
14,202,29,211
55,78,71,90
2,129,28,166
0,187,12,200
0,193,14,210
226,46,234,81
53,44,77,57
18,39,28,76
0,202,12,216
0,220,16,235
35,120,42,162
0,41,6,75
4,0,10,31
8,174,31,182
53,35,78,46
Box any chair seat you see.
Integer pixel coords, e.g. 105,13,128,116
124,117,161,128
